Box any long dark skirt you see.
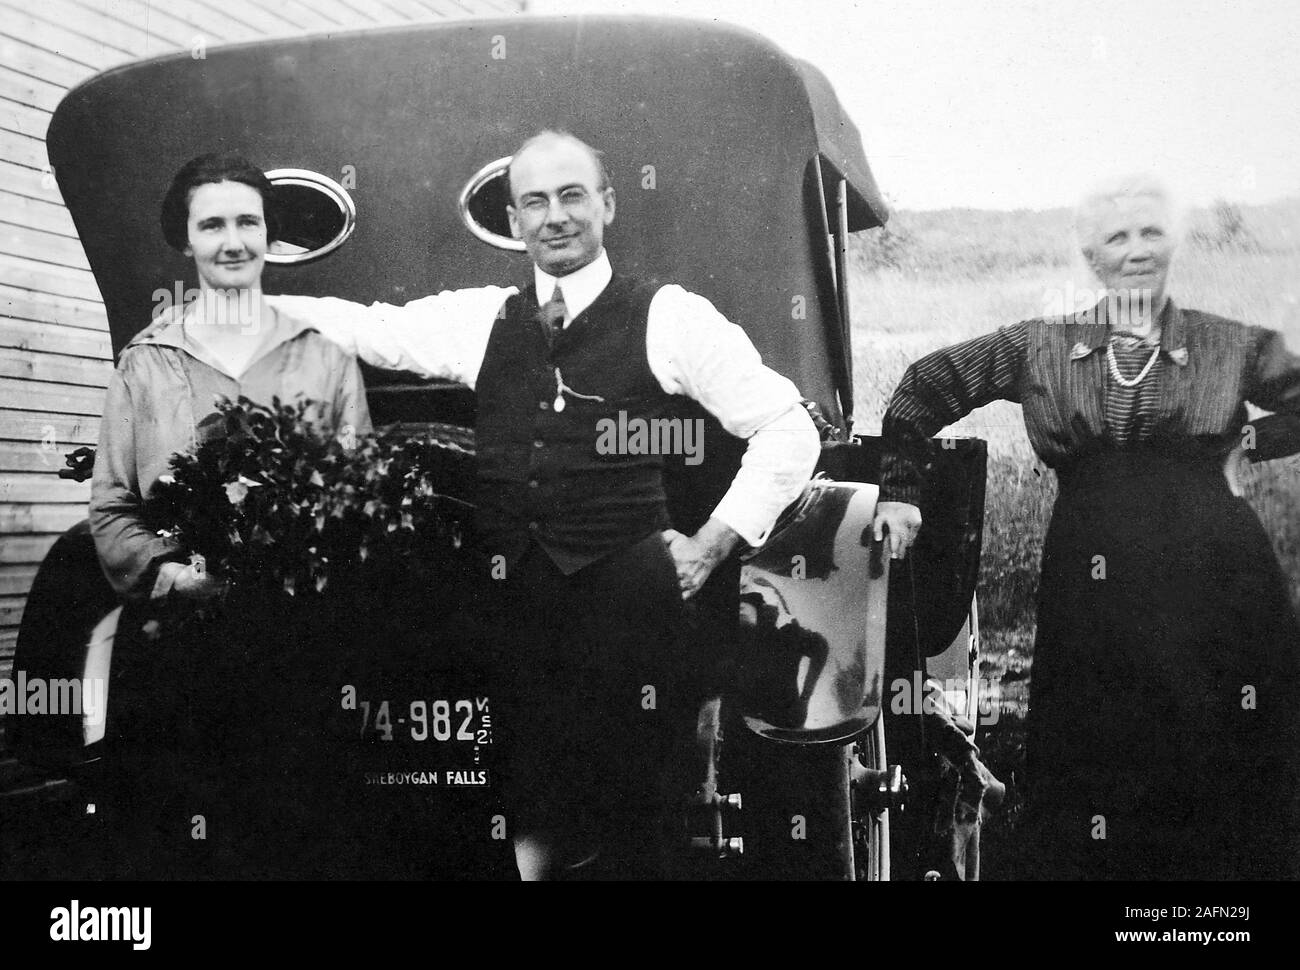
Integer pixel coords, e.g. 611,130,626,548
1024,448,1300,880
104,592,323,879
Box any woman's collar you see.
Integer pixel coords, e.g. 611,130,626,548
128,295,318,352
1069,297,1188,365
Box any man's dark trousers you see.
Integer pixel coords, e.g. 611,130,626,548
487,529,693,879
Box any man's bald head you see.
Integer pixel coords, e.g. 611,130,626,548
506,130,611,202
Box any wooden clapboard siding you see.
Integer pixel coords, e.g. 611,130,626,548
0,565,40,597
373,0,432,22
0,474,93,504
0,410,99,444
0,377,104,414
0,438,95,474
273,0,343,31
0,254,102,302
0,7,132,70
16,5,140,59
0,192,80,238
0,531,63,563
0,98,52,141
323,1,411,28
0,65,66,113
0,348,112,387
0,503,86,532
136,0,258,44
0,595,27,628
0,222,91,270
193,0,307,35
81,0,223,48
0,283,110,331
1,319,111,359
0,0,524,688
287,0,374,28
0,36,92,89
0,160,64,205
0,127,49,170
39,0,172,59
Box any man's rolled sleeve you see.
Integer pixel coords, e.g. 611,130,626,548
711,404,821,547
273,288,516,388
647,284,820,547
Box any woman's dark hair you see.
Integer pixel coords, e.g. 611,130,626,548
159,153,280,252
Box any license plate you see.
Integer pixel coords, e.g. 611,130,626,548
352,695,494,787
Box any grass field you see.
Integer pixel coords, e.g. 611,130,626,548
847,199,1300,877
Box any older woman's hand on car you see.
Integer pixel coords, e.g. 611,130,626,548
871,501,922,560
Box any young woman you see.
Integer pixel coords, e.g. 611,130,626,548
89,153,370,877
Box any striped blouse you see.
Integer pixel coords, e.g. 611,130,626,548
1103,335,1163,446
879,299,1300,505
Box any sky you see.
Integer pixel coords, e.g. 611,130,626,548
529,0,1300,211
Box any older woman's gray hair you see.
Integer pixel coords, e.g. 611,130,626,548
1072,173,1186,254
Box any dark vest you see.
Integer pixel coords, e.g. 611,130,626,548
474,275,675,574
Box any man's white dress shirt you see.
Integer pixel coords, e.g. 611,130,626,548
276,250,820,547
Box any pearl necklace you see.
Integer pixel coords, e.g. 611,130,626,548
1106,339,1161,388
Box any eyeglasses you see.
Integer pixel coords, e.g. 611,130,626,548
516,187,594,215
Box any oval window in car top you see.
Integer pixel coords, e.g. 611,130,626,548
263,169,357,264
458,156,526,251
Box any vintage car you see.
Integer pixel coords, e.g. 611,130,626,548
4,14,994,881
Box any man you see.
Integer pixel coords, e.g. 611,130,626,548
290,130,820,879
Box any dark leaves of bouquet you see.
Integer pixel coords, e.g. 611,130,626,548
147,396,475,605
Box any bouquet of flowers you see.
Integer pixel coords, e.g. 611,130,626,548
147,396,476,601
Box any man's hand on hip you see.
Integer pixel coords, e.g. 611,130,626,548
662,518,742,599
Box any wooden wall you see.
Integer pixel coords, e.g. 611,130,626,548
0,0,523,684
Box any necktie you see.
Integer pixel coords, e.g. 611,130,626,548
537,286,567,347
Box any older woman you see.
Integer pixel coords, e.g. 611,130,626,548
873,175,1300,880
90,153,370,876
